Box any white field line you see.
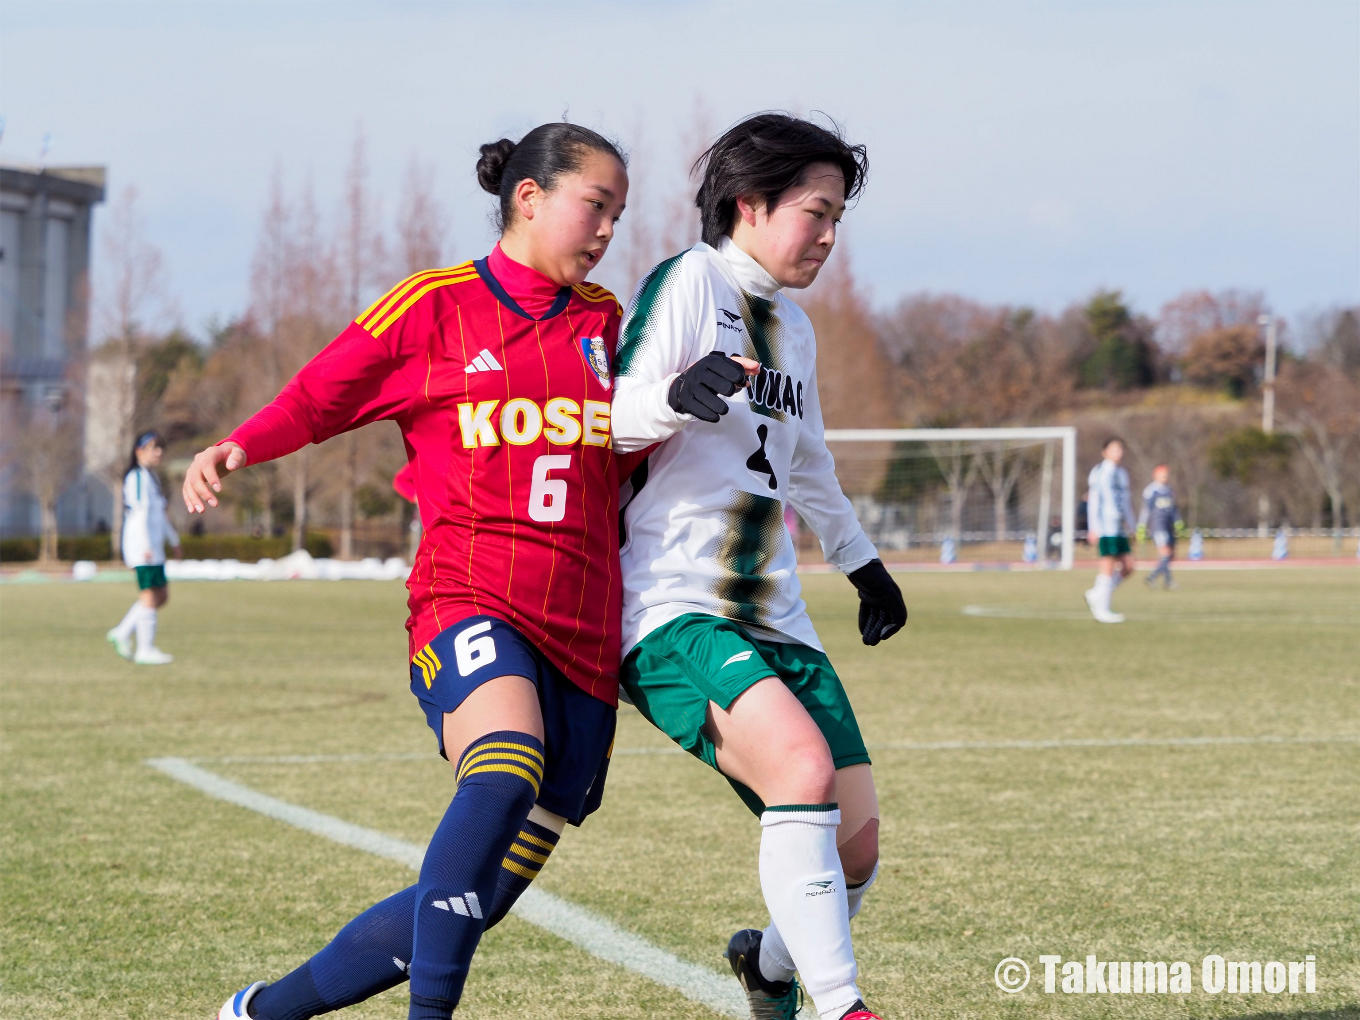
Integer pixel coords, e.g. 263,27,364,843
144,757,745,1019
193,734,1360,766
868,734,1360,752
961,604,1358,623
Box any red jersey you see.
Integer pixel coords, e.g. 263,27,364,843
226,246,625,704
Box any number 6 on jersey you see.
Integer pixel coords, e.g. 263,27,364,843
529,454,571,523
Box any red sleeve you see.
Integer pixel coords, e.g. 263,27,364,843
225,321,419,465
391,461,417,503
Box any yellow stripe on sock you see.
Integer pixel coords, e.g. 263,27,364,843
516,829,557,852
456,749,544,785
462,740,545,763
501,856,540,880
456,742,545,781
460,762,541,793
509,844,551,866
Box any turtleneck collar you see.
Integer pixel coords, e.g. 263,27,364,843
487,243,567,317
717,236,781,300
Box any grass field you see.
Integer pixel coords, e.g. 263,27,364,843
2,568,1358,1019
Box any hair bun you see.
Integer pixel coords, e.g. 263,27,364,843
476,139,517,194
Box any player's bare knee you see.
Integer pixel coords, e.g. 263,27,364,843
839,817,879,884
777,738,836,802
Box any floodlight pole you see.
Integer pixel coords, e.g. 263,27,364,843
1258,314,1277,433
1257,314,1278,536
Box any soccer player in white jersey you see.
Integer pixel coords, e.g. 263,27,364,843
1084,437,1136,623
611,114,907,1020
106,430,180,664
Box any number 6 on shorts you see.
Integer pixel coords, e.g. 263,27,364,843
529,454,571,523
454,621,498,676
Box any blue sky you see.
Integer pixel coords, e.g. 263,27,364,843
2,0,1356,335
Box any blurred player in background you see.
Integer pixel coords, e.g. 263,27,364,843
1084,437,1136,623
106,430,180,665
1138,463,1184,589
612,114,905,1020
185,123,630,1020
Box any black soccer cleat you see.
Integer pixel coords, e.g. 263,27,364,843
838,1000,882,1020
726,928,802,1020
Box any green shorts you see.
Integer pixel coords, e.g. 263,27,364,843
134,565,167,590
1097,535,1131,557
619,613,870,815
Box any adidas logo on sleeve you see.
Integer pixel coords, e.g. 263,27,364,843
465,349,504,374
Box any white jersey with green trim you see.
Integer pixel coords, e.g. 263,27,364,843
122,466,178,568
1087,459,1136,539
611,238,878,655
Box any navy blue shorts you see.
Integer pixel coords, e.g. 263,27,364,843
409,615,616,826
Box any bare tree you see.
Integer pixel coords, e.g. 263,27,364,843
334,128,387,559
395,156,449,276
8,400,84,561
798,250,896,429
241,168,294,537
928,441,980,541
1276,358,1359,547
280,175,341,551
92,186,169,557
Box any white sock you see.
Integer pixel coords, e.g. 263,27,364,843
759,923,796,984
1094,574,1115,612
762,860,879,985
135,605,157,651
114,601,141,640
759,805,861,1020
846,861,878,921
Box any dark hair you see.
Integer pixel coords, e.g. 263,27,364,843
693,113,868,247
1102,436,1125,451
126,430,163,477
476,122,626,233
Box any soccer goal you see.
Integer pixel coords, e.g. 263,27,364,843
818,427,1079,569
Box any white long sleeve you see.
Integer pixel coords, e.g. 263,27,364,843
788,361,877,574
610,247,715,453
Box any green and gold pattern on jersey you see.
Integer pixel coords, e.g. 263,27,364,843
615,253,686,377
711,491,786,627
736,291,789,423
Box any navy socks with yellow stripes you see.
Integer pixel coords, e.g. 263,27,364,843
486,817,560,928
249,886,418,1019
248,816,559,1020
408,730,544,1020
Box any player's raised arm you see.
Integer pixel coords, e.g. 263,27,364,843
182,318,419,514
611,256,755,450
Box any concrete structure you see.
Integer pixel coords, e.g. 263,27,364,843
1,163,107,537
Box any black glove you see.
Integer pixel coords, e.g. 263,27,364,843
667,352,747,423
847,559,907,646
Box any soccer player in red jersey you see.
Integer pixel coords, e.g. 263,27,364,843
185,124,629,1020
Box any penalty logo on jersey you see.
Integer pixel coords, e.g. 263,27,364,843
579,335,611,389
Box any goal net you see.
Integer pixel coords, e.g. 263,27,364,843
803,428,1078,568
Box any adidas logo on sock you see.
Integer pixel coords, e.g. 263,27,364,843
392,957,409,974
431,891,483,918
464,348,504,374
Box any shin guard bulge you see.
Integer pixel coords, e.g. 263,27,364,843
758,805,861,1020
408,730,543,1019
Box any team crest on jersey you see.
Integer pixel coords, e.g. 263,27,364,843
579,335,611,389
